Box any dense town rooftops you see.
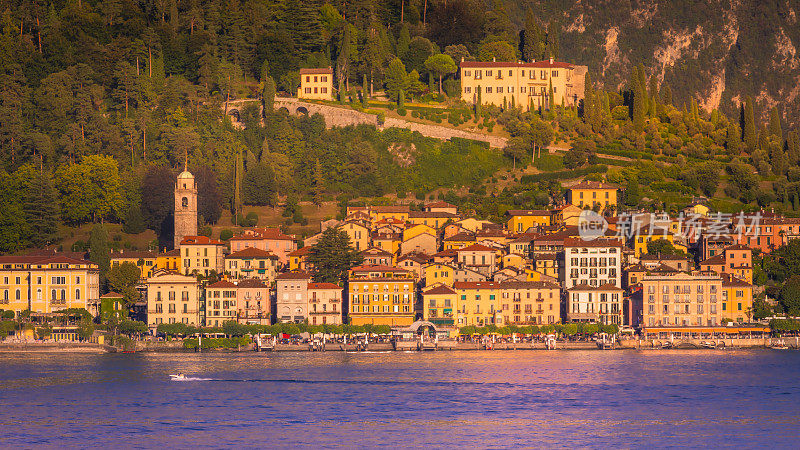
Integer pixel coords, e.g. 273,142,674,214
700,254,726,265
432,249,459,258
640,253,690,261
409,211,459,219
180,236,225,245
361,246,393,256
226,247,279,259
444,232,477,241
371,206,410,213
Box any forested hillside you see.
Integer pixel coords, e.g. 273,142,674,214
2,0,800,255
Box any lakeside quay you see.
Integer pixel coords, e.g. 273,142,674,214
2,336,798,353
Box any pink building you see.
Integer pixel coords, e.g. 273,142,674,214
229,228,297,266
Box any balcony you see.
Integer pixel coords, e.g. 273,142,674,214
309,310,339,315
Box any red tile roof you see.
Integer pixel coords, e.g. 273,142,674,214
505,209,551,216
457,243,496,252
308,282,342,290
231,228,295,241
226,247,278,259
287,246,312,257
100,291,123,298
460,60,574,69
423,284,457,295
299,67,332,74
237,278,267,288
563,237,623,247
208,280,237,288
570,181,617,190
180,235,225,245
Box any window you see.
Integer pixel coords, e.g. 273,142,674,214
497,87,503,93
465,70,472,77
486,87,492,93
465,86,472,93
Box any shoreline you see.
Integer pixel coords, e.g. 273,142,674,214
1,340,795,353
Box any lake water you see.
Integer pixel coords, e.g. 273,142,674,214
1,350,799,448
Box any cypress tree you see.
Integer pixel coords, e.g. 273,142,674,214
522,9,540,62
632,67,647,132
743,96,757,153
794,193,799,212
648,74,659,105
548,78,554,110
582,72,593,120
788,130,800,165
476,85,482,118
23,171,59,247
769,107,783,139
771,140,787,175
661,84,673,107
757,125,769,152
726,121,740,155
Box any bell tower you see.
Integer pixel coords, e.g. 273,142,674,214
174,168,198,248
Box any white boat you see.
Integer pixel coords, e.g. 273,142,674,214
169,373,187,380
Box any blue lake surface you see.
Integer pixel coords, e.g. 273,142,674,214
1,350,799,448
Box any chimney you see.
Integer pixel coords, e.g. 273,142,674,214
492,57,496,62
461,57,464,62
550,57,554,64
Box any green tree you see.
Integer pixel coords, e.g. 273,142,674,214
477,40,516,62
140,166,174,235
242,162,276,206
625,176,641,207
88,224,111,277
632,64,647,132
646,238,684,256
307,226,363,284
22,169,59,247
769,107,782,139
194,165,222,225
384,58,409,102
742,97,757,153
106,261,141,307
779,275,800,316
261,76,276,115
55,155,124,224
424,54,457,95
522,9,544,62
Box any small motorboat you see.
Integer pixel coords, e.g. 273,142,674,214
169,373,187,380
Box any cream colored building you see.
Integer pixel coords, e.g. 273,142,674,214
224,247,278,282
236,278,271,325
0,255,100,316
460,58,585,111
145,271,201,329
179,235,226,276
566,283,624,325
299,67,334,100
308,282,343,325
640,272,722,328
205,280,238,328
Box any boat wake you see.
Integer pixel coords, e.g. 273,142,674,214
170,376,213,382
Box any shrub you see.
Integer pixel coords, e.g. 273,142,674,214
198,225,212,237
245,212,259,227
219,229,234,241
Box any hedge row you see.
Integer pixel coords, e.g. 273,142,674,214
521,165,608,184
183,337,251,349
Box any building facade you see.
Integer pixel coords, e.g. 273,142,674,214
0,255,100,316
180,236,226,276
225,247,279,282
566,283,624,325
639,272,722,328
299,67,334,100
308,282,343,325
145,271,201,329
348,265,416,326
563,237,622,288
459,59,585,111
236,278,271,325
566,181,618,212
276,271,311,323
205,280,238,328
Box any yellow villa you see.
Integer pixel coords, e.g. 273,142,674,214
567,181,618,212
299,67,334,100
179,235,226,276
0,255,100,316
422,284,457,327
452,280,561,327
459,58,586,110
110,249,181,281
347,265,416,326
505,210,551,233
721,275,754,324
